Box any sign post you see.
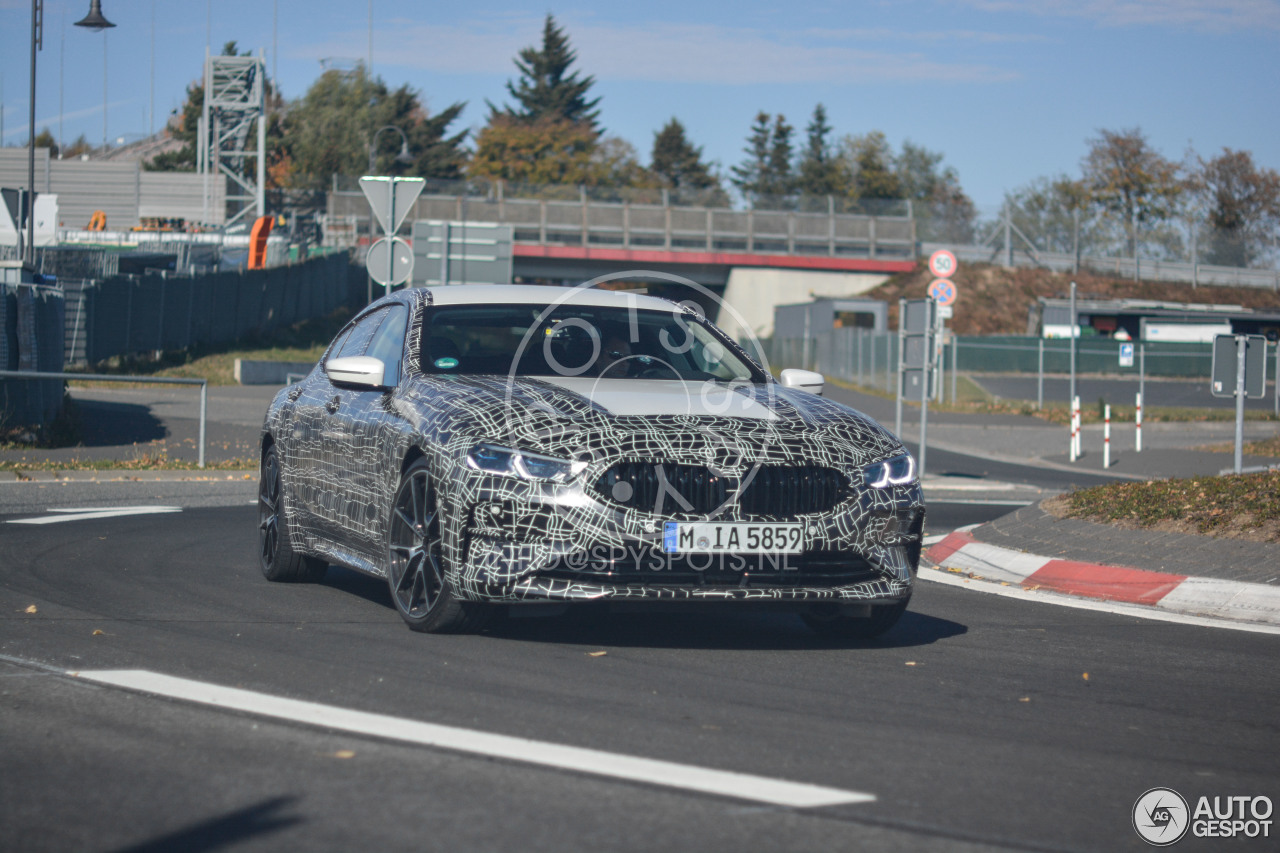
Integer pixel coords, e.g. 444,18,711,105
359,176,425,297
1119,342,1134,368
900,298,937,479
928,249,957,279
1211,333,1267,474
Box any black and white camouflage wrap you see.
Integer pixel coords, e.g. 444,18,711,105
263,286,924,607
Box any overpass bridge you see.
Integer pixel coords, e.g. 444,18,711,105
326,183,917,337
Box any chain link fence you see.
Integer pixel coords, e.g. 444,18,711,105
768,329,1279,401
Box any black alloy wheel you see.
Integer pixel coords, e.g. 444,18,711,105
387,458,490,633
258,444,327,582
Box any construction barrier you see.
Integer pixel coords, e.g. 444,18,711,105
0,283,65,428
60,251,362,366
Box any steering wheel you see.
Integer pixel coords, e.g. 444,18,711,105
636,361,680,380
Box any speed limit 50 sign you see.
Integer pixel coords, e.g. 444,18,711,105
929,249,957,279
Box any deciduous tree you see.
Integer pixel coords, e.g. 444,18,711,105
839,131,901,203
1193,148,1280,267
469,116,598,186
282,67,468,189
33,129,58,158
1081,127,1184,256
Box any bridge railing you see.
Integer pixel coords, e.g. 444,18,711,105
326,182,916,261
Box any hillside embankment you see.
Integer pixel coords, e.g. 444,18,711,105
866,263,1280,335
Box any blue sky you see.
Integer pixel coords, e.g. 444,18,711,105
2,0,1277,211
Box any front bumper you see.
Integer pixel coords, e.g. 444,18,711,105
448,472,924,605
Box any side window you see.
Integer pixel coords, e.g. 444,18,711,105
334,308,389,360
365,305,408,387
325,327,354,362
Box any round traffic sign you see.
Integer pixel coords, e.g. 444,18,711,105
929,249,957,279
366,236,414,287
929,278,957,306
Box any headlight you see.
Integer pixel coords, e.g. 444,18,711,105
466,442,586,483
863,453,916,488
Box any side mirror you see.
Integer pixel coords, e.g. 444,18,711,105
780,368,825,396
325,355,387,390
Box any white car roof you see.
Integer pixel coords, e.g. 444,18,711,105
424,284,680,313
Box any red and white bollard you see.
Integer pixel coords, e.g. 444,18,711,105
1069,395,1081,461
1104,404,1111,468
1135,391,1143,453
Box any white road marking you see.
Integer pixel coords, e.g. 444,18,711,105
918,567,1280,636
6,506,183,525
924,499,1033,506
69,669,875,809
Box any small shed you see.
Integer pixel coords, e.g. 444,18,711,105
773,298,888,338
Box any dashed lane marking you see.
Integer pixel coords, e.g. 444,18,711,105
6,506,183,525
70,668,874,809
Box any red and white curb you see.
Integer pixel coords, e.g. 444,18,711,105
923,527,1280,627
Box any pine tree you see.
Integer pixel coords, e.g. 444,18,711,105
764,114,796,203
797,104,844,197
492,14,601,132
730,112,772,204
730,112,795,208
650,119,716,190
33,128,59,158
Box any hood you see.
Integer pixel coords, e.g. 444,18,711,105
397,373,903,467
537,377,781,421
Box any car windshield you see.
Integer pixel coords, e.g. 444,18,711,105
418,303,764,382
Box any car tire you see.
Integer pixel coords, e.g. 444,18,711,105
801,598,909,640
258,444,327,583
387,458,491,634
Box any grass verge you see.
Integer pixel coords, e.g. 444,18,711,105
0,454,255,473
1061,470,1280,543
1195,436,1280,457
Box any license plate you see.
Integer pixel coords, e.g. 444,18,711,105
663,522,803,554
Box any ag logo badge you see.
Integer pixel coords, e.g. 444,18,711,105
1133,787,1190,846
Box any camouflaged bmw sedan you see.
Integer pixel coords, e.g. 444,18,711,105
258,285,924,636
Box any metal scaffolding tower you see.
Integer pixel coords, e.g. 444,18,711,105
198,49,265,228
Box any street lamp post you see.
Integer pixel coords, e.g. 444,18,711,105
24,0,42,266
368,125,412,176
18,1,113,268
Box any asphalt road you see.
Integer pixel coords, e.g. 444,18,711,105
973,374,1278,412
2,493,1277,852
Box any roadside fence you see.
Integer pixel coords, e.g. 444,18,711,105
0,282,65,428
57,251,359,367
768,329,1280,414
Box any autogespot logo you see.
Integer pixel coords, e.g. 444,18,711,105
1133,788,1190,846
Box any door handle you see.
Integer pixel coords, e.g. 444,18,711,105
325,396,340,414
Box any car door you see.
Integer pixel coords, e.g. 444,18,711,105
292,306,389,547
275,323,356,539
317,305,410,559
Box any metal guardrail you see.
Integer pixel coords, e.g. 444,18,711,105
0,370,209,468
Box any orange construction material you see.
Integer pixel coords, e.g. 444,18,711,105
248,215,274,269
87,210,107,231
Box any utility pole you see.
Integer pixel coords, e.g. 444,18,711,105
149,1,155,136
